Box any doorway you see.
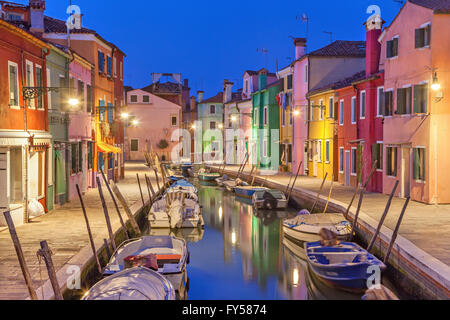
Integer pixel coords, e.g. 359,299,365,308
345,151,350,186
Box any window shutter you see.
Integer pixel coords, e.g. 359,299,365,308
413,84,427,114
393,38,399,56
425,24,431,46
397,88,405,114
415,28,424,48
384,91,392,116
413,148,419,180
386,40,393,58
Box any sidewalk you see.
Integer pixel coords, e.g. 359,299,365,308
0,162,157,300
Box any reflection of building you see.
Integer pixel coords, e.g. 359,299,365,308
239,204,255,282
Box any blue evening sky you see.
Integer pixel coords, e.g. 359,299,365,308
17,0,403,99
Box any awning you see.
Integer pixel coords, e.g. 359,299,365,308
97,141,122,154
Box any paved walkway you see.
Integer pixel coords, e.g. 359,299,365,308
217,165,450,266
0,162,157,300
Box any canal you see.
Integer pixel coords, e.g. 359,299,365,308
147,180,402,300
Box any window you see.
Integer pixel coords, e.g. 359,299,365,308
143,95,150,103
386,37,399,58
282,108,286,126
107,56,113,76
120,61,123,80
287,75,293,90
304,64,308,83
98,51,105,73
8,147,23,203
245,80,249,93
279,78,285,92
210,121,216,130
325,140,330,163
8,62,19,107
360,91,366,119
210,105,216,114
26,61,35,108
78,142,83,173
396,87,412,114
339,100,344,125
78,80,84,110
71,143,78,175
98,100,106,122
287,144,292,163
309,101,314,121
351,148,357,175
254,108,258,125
351,97,356,123
317,141,322,162
38,152,44,198
130,95,138,103
319,100,323,120
384,91,394,116
263,106,268,125
263,140,268,157
386,147,397,177
413,148,425,181
113,57,117,77
171,116,177,126
309,142,313,161
130,139,139,152
289,108,293,126
87,142,93,170
328,97,334,119
372,143,383,170
377,87,384,116
107,103,114,124
415,24,431,49
86,84,92,113
413,84,428,114
36,66,43,109
339,147,344,172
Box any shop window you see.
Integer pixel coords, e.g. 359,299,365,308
413,148,425,181
386,147,397,177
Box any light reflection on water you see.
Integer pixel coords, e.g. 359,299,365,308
173,182,364,300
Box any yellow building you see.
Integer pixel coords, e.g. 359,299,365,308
306,88,337,181
276,66,294,172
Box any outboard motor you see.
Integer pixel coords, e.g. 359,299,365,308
262,192,278,210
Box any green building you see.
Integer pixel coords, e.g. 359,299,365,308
251,70,281,170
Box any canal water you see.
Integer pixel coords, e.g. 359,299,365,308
148,180,394,300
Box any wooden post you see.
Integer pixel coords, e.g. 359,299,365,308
288,161,303,202
285,175,294,194
236,153,248,178
384,197,410,264
349,188,365,242
221,163,227,175
76,185,102,274
37,240,63,300
310,172,328,213
136,173,145,207
323,175,335,214
145,174,155,200
149,154,161,192
2,211,38,300
261,176,268,187
346,161,378,219
100,169,129,240
237,154,249,180
103,239,111,260
247,165,256,184
110,180,141,235
96,176,117,251
367,180,399,252
251,159,262,187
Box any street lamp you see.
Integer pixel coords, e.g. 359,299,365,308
132,119,139,126
293,109,300,117
431,72,441,91
121,112,129,119
68,98,79,107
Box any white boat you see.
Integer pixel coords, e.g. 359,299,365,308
283,213,352,243
222,179,249,192
252,189,288,210
103,236,189,298
83,267,175,300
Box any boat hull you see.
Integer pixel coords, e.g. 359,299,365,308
235,187,267,199
254,199,288,210
283,225,351,243
198,174,220,181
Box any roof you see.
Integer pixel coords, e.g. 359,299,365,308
142,81,182,95
307,70,367,97
308,40,366,57
243,69,277,77
202,92,223,104
409,0,450,13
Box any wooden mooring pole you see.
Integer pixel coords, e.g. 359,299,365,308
2,211,38,300
384,197,410,264
136,173,145,207
287,161,303,202
145,174,155,201
96,176,117,251
310,172,328,213
323,175,334,214
75,184,102,274
110,180,141,236
103,239,111,260
37,240,63,300
100,169,129,240
251,159,261,187
367,180,399,252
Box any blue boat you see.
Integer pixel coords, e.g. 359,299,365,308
169,175,184,182
168,179,197,193
305,241,386,292
234,186,269,199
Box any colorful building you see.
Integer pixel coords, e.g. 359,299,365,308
251,70,280,171
379,0,450,204
0,11,51,226
276,65,294,172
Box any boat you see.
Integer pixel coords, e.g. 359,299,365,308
252,189,288,210
362,285,399,300
222,179,249,192
169,175,184,182
103,236,189,298
83,267,175,300
283,213,352,243
149,193,203,229
198,172,221,182
234,186,269,199
166,179,198,201
304,241,386,292
215,174,230,187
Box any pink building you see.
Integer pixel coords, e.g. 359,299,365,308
68,51,94,200
125,88,182,162
379,0,450,204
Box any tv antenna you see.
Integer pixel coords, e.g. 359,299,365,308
394,0,404,6
256,48,269,68
296,13,309,38
323,31,333,43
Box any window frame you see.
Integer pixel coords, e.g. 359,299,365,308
351,147,357,176
325,140,330,163
339,147,344,173
130,139,139,152
328,97,334,119
351,96,357,124
171,115,178,127
8,61,20,109
377,86,384,117
210,104,216,114
413,147,426,182
26,60,35,109
386,146,398,177
360,90,366,119
263,106,268,125
339,99,344,125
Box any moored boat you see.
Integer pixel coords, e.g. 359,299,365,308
198,172,221,181
252,189,288,210
83,267,175,300
103,236,189,298
283,213,352,243
304,241,386,292
234,186,268,198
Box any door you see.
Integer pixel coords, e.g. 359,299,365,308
313,141,318,177
401,147,411,198
345,151,350,186
0,148,7,211
303,142,308,175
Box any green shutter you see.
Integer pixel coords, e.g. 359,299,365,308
413,148,419,180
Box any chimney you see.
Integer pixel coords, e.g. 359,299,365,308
197,91,204,103
190,96,196,111
29,0,45,35
258,70,267,91
293,38,307,60
184,79,189,88
223,80,234,103
365,14,383,77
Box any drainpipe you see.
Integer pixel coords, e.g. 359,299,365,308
20,50,29,224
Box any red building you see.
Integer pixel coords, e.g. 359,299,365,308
0,14,51,225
